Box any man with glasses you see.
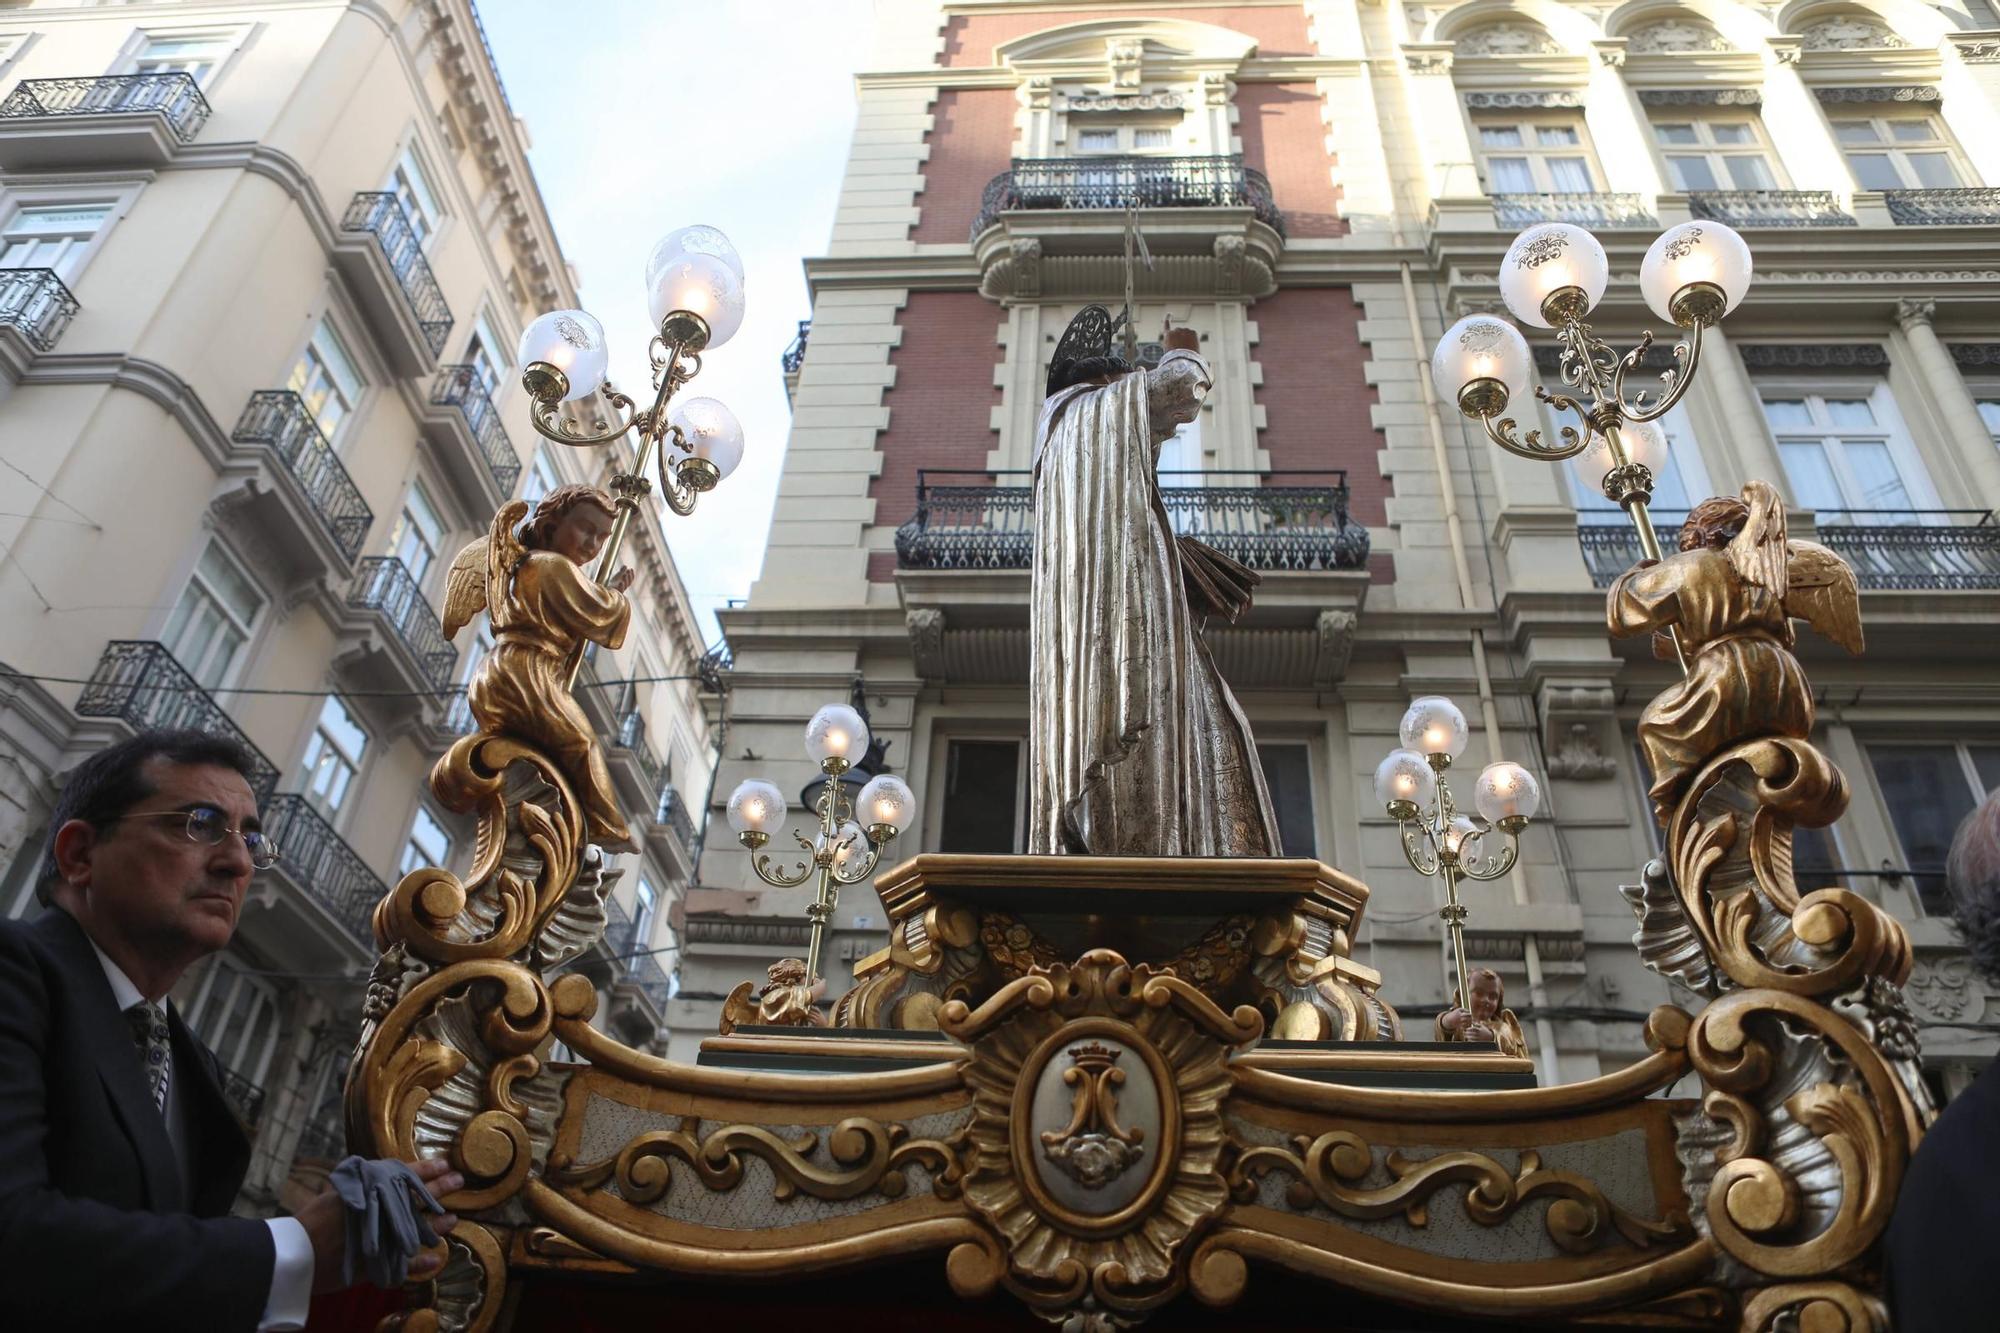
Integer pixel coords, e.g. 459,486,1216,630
0,729,460,1329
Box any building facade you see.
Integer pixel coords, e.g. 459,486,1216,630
676,0,2000,1099
0,0,715,1215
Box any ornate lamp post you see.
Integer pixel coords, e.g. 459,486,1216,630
1429,219,1756,671
725,703,916,985
1374,696,1542,1013
514,225,751,683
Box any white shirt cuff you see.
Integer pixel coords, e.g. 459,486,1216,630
260,1216,315,1331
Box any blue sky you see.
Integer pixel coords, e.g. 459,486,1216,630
479,0,875,644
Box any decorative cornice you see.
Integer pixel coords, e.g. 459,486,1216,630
1951,344,2000,369
1063,91,1183,113
1636,88,1761,108
1948,35,2000,64
1737,344,1889,372
1465,89,1582,109
1814,85,1940,105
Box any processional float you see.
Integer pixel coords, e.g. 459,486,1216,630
347,219,1931,1331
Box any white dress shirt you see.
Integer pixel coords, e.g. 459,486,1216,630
90,941,314,1330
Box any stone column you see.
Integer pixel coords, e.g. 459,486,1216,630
1696,325,1790,498
1897,299,2000,510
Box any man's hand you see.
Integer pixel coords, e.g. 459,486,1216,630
298,1158,463,1293
1162,325,1200,353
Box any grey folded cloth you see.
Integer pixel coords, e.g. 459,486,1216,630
327,1156,449,1288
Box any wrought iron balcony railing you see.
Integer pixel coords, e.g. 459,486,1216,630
231,391,374,562
349,557,458,689
263,793,386,944
620,913,674,1014
656,784,697,858
1579,511,2000,590
444,688,478,736
1688,190,1855,228
1492,193,1655,229
0,73,211,142
1885,188,2000,226
972,155,1284,241
430,364,522,495
74,641,281,800
896,470,1370,572
219,1067,265,1129
341,192,452,355
1,267,80,352
781,319,810,374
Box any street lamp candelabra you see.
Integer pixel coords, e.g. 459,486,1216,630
1430,219,1757,672
1374,696,1542,1014
514,224,751,684
726,704,916,985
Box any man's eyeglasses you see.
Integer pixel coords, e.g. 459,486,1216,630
110,806,282,870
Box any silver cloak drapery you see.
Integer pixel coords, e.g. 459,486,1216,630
1026,349,1281,857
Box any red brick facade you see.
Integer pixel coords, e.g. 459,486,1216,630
910,88,1019,244
939,6,1313,68
1250,287,1392,580
1236,82,1345,238
866,291,1004,584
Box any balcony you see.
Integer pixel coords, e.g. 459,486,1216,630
228,391,374,570
780,319,809,409
1884,188,2000,226
974,155,1283,240
347,557,458,691
1688,191,1855,228
896,470,1369,573
1579,512,2000,591
74,641,280,801
443,688,478,737
261,793,386,948
334,192,452,375
0,73,209,169
654,784,698,869
424,364,521,505
1491,193,1655,230
0,268,79,376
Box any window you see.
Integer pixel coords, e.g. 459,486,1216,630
1868,742,2000,914
389,481,446,584
1257,744,1316,857
126,31,234,86
940,740,1022,854
1069,121,1179,155
184,953,281,1086
1830,113,1970,191
1,203,112,279
465,311,510,400
162,543,264,689
299,695,368,816
521,451,559,505
1651,117,1781,192
1476,116,1599,193
1976,398,2000,448
632,875,658,950
399,807,453,877
1760,390,1936,522
287,318,365,441
385,144,445,246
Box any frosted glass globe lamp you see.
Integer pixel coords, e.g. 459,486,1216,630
1400,696,1471,764
664,396,745,492
726,778,787,850
518,309,610,405
805,704,869,774
1640,221,1751,329
1431,315,1535,422
1499,223,1609,329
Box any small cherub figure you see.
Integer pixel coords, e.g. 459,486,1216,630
721,958,827,1031
1435,967,1528,1058
442,484,638,851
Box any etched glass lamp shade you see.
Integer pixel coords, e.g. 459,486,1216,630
1443,814,1485,859
665,396,745,484
726,779,787,838
804,704,869,769
1432,315,1535,420
1475,761,1542,829
517,309,609,403
645,250,745,350
1374,749,1439,817
1400,696,1471,761
645,224,745,284
822,820,868,875
1641,221,1752,328
1499,223,1610,328
857,773,915,840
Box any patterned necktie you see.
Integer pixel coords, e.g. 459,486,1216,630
125,1000,173,1116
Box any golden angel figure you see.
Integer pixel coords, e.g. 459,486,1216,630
1608,480,1864,826
1432,968,1528,1058
442,484,638,851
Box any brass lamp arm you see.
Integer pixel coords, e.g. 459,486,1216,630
1398,818,1441,879
747,848,817,889
1609,322,1703,425
1455,832,1520,883
528,381,643,449
832,840,884,886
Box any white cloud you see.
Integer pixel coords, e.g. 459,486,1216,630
479,0,875,645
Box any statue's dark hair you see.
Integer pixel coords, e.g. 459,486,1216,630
1947,791,2000,986
520,483,617,551
1047,355,1132,396
1680,495,1750,552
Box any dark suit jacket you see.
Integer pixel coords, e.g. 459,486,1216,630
0,907,274,1331
1886,1059,2000,1332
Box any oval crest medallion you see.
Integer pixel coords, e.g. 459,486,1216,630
1010,1017,1179,1235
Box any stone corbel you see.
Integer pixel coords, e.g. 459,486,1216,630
1538,682,1619,782
1594,40,1628,69
1213,233,1246,297
1011,238,1042,299
1022,76,1052,111
1768,38,1802,65
1200,71,1233,106
907,608,946,680
1107,38,1144,90
1311,610,1357,690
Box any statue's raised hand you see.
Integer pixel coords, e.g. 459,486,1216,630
1163,324,1200,353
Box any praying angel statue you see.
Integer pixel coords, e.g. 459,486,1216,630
1028,306,1280,856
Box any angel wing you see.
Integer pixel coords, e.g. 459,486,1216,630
1784,539,1865,655
1724,479,1789,598
441,501,529,640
